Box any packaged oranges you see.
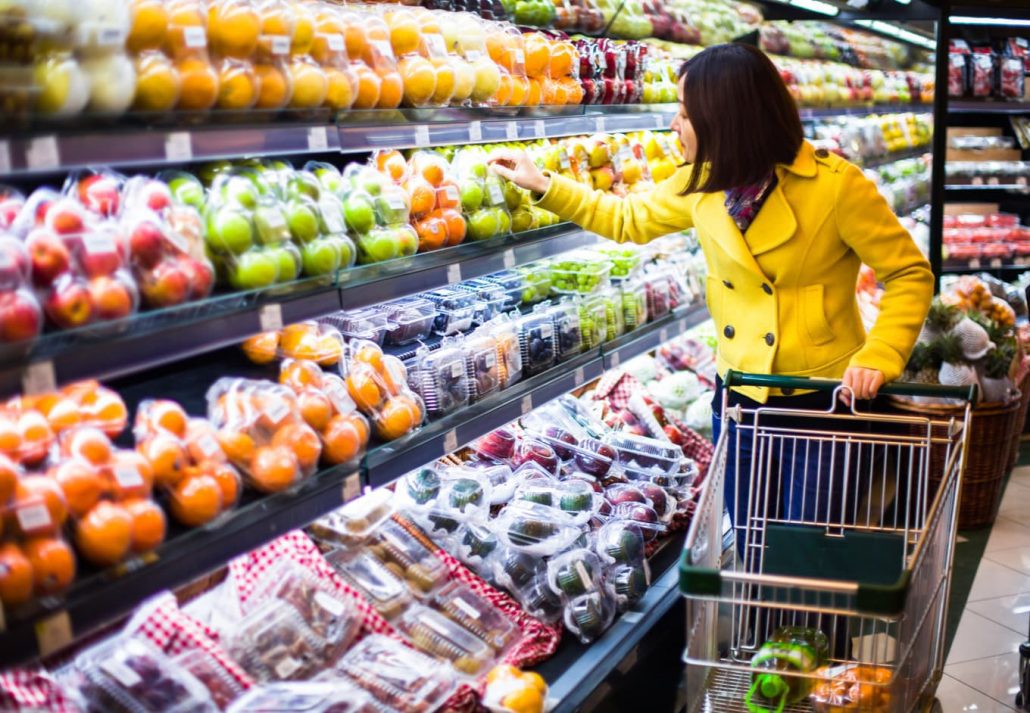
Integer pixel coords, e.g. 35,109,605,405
241,320,345,366
340,340,424,442
278,359,370,465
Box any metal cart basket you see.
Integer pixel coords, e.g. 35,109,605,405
679,372,975,713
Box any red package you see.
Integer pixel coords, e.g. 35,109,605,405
999,56,1025,99
971,50,995,97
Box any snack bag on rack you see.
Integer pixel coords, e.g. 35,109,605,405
407,151,467,252
207,377,321,492
342,164,419,264
207,0,262,111
810,664,892,713
134,399,242,527
340,340,425,442
452,147,512,241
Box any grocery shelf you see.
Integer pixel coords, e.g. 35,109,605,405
942,262,1028,274
858,147,932,169
0,224,598,399
797,104,931,119
944,185,1030,200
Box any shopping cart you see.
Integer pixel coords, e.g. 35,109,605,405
679,371,975,713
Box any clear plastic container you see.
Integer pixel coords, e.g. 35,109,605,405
336,635,457,713
408,342,470,418
577,295,608,350
377,298,437,346
514,263,552,304
597,246,642,281
609,502,666,541
506,567,564,624
320,309,393,345
325,550,412,620
471,427,518,461
227,681,378,712
454,521,501,568
549,251,612,295
603,432,683,475
565,590,617,643
606,562,650,611
424,288,478,336
546,300,583,361
71,637,214,713
395,466,443,508
619,279,648,330
483,270,529,310
546,548,606,599
516,311,556,376
512,436,561,476
396,605,497,676
172,649,246,711
308,488,395,546
367,518,449,596
482,314,523,389
463,333,501,403
458,279,509,325
437,470,494,518
494,501,585,556
431,580,518,652
514,477,602,524
595,519,647,565
228,601,327,682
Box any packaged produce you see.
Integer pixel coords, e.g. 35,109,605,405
483,270,528,311
407,340,471,418
227,600,326,682
430,579,518,652
595,519,646,565
0,233,43,343
340,340,425,441
514,477,601,524
377,297,437,346
424,287,478,336
564,590,616,644
367,517,449,595
407,150,467,250
452,520,501,573
810,664,892,713
483,665,549,713
463,332,502,402
341,165,419,264
458,278,509,326
336,634,458,713
320,308,392,345
452,148,512,241
172,648,246,711
227,680,377,713
606,562,649,611
512,436,560,476
748,627,829,712
494,500,584,556
480,314,523,389
577,294,607,350
396,604,497,675
546,548,606,600
618,278,648,330
599,286,626,341
309,488,394,545
603,431,682,475
516,310,556,376
548,299,584,361
326,549,412,620
514,263,551,304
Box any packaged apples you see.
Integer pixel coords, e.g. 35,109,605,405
340,340,424,441
0,233,43,344
452,147,511,241
341,163,418,264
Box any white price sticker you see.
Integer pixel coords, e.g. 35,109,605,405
307,126,329,151
595,116,606,133
371,40,394,60
386,195,407,210
342,472,361,502
443,429,458,453
444,185,459,203
534,120,546,138
114,465,144,488
325,381,355,414
164,131,193,162
83,233,115,255
35,611,73,658
521,394,533,415
451,360,464,378
314,591,346,617
610,351,621,369
468,121,483,142
0,141,10,175
452,596,481,620
184,26,207,48
483,351,496,368
426,33,447,56
275,657,302,680
270,35,291,55
506,122,519,141
197,434,221,459
264,397,290,427
575,561,593,590
514,49,525,66
102,660,143,688
574,366,585,386
660,327,669,343
503,248,516,269
22,361,56,396
559,149,571,170
539,322,553,339
16,503,51,532
322,203,345,233
96,25,126,47
26,136,59,171
488,182,504,205
465,49,482,61
414,124,431,147
259,303,283,332
447,263,462,284
327,34,345,52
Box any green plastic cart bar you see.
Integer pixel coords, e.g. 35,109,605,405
723,370,978,403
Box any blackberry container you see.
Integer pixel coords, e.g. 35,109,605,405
377,298,437,346
424,288,478,336
483,270,529,310
407,343,470,418
320,308,392,346
516,311,556,377
546,300,584,362
457,279,509,325
463,333,501,402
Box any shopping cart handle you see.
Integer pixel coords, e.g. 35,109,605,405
723,371,978,403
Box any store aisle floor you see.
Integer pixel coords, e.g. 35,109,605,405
939,464,1030,712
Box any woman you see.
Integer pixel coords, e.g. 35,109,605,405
491,43,934,553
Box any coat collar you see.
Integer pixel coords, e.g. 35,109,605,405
778,140,817,179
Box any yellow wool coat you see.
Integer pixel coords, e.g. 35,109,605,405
536,140,934,402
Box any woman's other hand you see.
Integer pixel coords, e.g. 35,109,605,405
840,367,884,406
488,150,550,195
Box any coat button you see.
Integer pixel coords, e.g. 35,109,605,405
782,388,795,396
722,280,734,289
765,333,775,346
762,283,773,295
814,148,829,158
724,325,735,339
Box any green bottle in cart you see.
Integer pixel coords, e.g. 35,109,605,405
745,627,829,713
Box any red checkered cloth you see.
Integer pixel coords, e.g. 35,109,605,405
671,418,713,479
592,371,641,411
124,592,254,691
0,669,79,713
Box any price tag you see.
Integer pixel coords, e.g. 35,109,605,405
414,125,431,147
991,258,1003,268
425,33,447,56
114,465,144,488
988,176,1000,186
386,194,407,210
506,122,519,141
264,396,290,426
660,327,669,343
16,504,51,533
83,233,115,256
26,136,59,171
327,34,345,52
452,596,480,619
342,472,361,502
447,263,462,284
259,303,283,331
610,351,621,369
443,429,458,453
270,35,291,55
275,657,302,680
164,131,193,162
22,361,56,396
314,590,346,617
971,176,984,186
1018,176,1028,186
197,434,221,459
503,248,515,269
655,114,667,129
487,182,504,205
466,49,482,61
95,25,126,47
323,206,344,234
0,141,10,175
514,49,525,66
468,121,483,142
559,148,571,170
574,366,585,386
307,126,329,151
325,381,354,414
184,26,207,48
35,611,72,658
521,394,533,415
969,258,981,269
102,659,143,688
443,185,459,203
595,116,606,133
371,40,394,60
534,120,546,138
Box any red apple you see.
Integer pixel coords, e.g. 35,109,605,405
140,260,190,307
45,277,93,329
45,199,87,236
79,230,123,278
77,175,120,217
0,197,23,229
0,238,29,289
141,181,172,212
88,275,134,320
181,257,214,300
26,228,70,287
128,220,164,269
0,290,42,342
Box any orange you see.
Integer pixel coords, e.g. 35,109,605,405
85,390,129,438
342,14,369,63
124,498,167,553
18,411,53,463
550,42,574,78
216,58,259,110
139,433,188,488
255,392,298,431
0,452,18,503
375,151,407,184
298,389,333,431
207,462,241,507
134,51,182,112
324,66,355,110
398,55,436,107
272,423,321,471
24,536,75,595
185,421,227,464
12,476,68,536
253,62,291,109
217,429,256,466
51,460,106,518
346,365,383,412
429,57,456,106
207,0,261,59
108,450,156,501
258,0,292,37
415,216,448,252
0,417,18,458
407,177,436,216
280,359,324,391
322,413,364,464
0,542,33,607
376,70,403,109
439,208,467,246
386,11,420,56
169,473,223,526
416,157,446,187
249,445,299,492
287,58,328,109
242,331,280,364
149,400,189,438
315,335,341,366
508,74,529,106
66,427,112,466
42,397,81,432
435,181,460,209
128,0,169,53
374,394,422,441
312,10,345,64
75,501,132,567
177,57,219,111
352,342,385,371
62,380,100,402
559,76,582,104
493,72,512,106
290,1,316,55
380,355,407,396
486,31,507,66
526,77,542,106
524,34,551,78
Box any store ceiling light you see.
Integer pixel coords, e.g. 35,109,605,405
788,0,840,16
854,19,936,50
893,0,912,5
951,16,1030,27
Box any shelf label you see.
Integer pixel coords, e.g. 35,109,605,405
595,116,606,133
307,126,329,152
988,176,1000,186
35,611,72,658
414,125,430,148
447,263,462,285
574,366,585,386
164,131,193,162
520,394,533,415
22,361,56,396
660,327,669,343
506,122,519,141
184,26,207,48
610,351,621,369
26,136,59,171
468,121,483,142
0,141,10,175
503,248,515,269
443,429,458,453
342,472,361,502
259,303,283,332
655,114,667,129
534,120,546,138
990,258,1003,268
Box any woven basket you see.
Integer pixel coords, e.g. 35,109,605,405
891,395,1021,530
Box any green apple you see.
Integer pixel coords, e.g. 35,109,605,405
374,188,409,225
197,161,232,187
470,162,488,179
267,245,300,282
310,163,343,194
394,225,418,257
253,203,291,245
219,175,260,209
230,250,279,290
167,175,206,210
286,200,321,243
286,172,322,201
358,228,401,264
511,207,538,233
328,235,356,268
459,182,484,212
503,181,524,211
343,193,376,234
495,207,512,235
467,208,500,241
301,238,342,276
206,207,254,254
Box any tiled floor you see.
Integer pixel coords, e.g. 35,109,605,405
940,465,1030,712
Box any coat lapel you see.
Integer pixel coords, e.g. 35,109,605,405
743,178,797,256
694,191,768,279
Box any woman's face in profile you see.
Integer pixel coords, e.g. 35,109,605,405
671,76,697,164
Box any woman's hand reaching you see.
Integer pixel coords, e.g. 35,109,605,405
488,150,551,195
840,367,884,406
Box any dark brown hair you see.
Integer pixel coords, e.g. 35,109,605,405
677,44,803,195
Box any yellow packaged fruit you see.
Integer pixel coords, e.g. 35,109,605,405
254,61,292,109
208,0,261,59
428,56,455,106
132,50,181,112
127,0,168,53
323,66,355,110
350,62,381,109
398,55,435,107
35,51,91,116
164,0,207,59
469,56,500,103
449,57,475,104
83,52,137,115
177,56,220,111
376,69,403,109
287,56,328,109
215,57,259,110
288,0,315,55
